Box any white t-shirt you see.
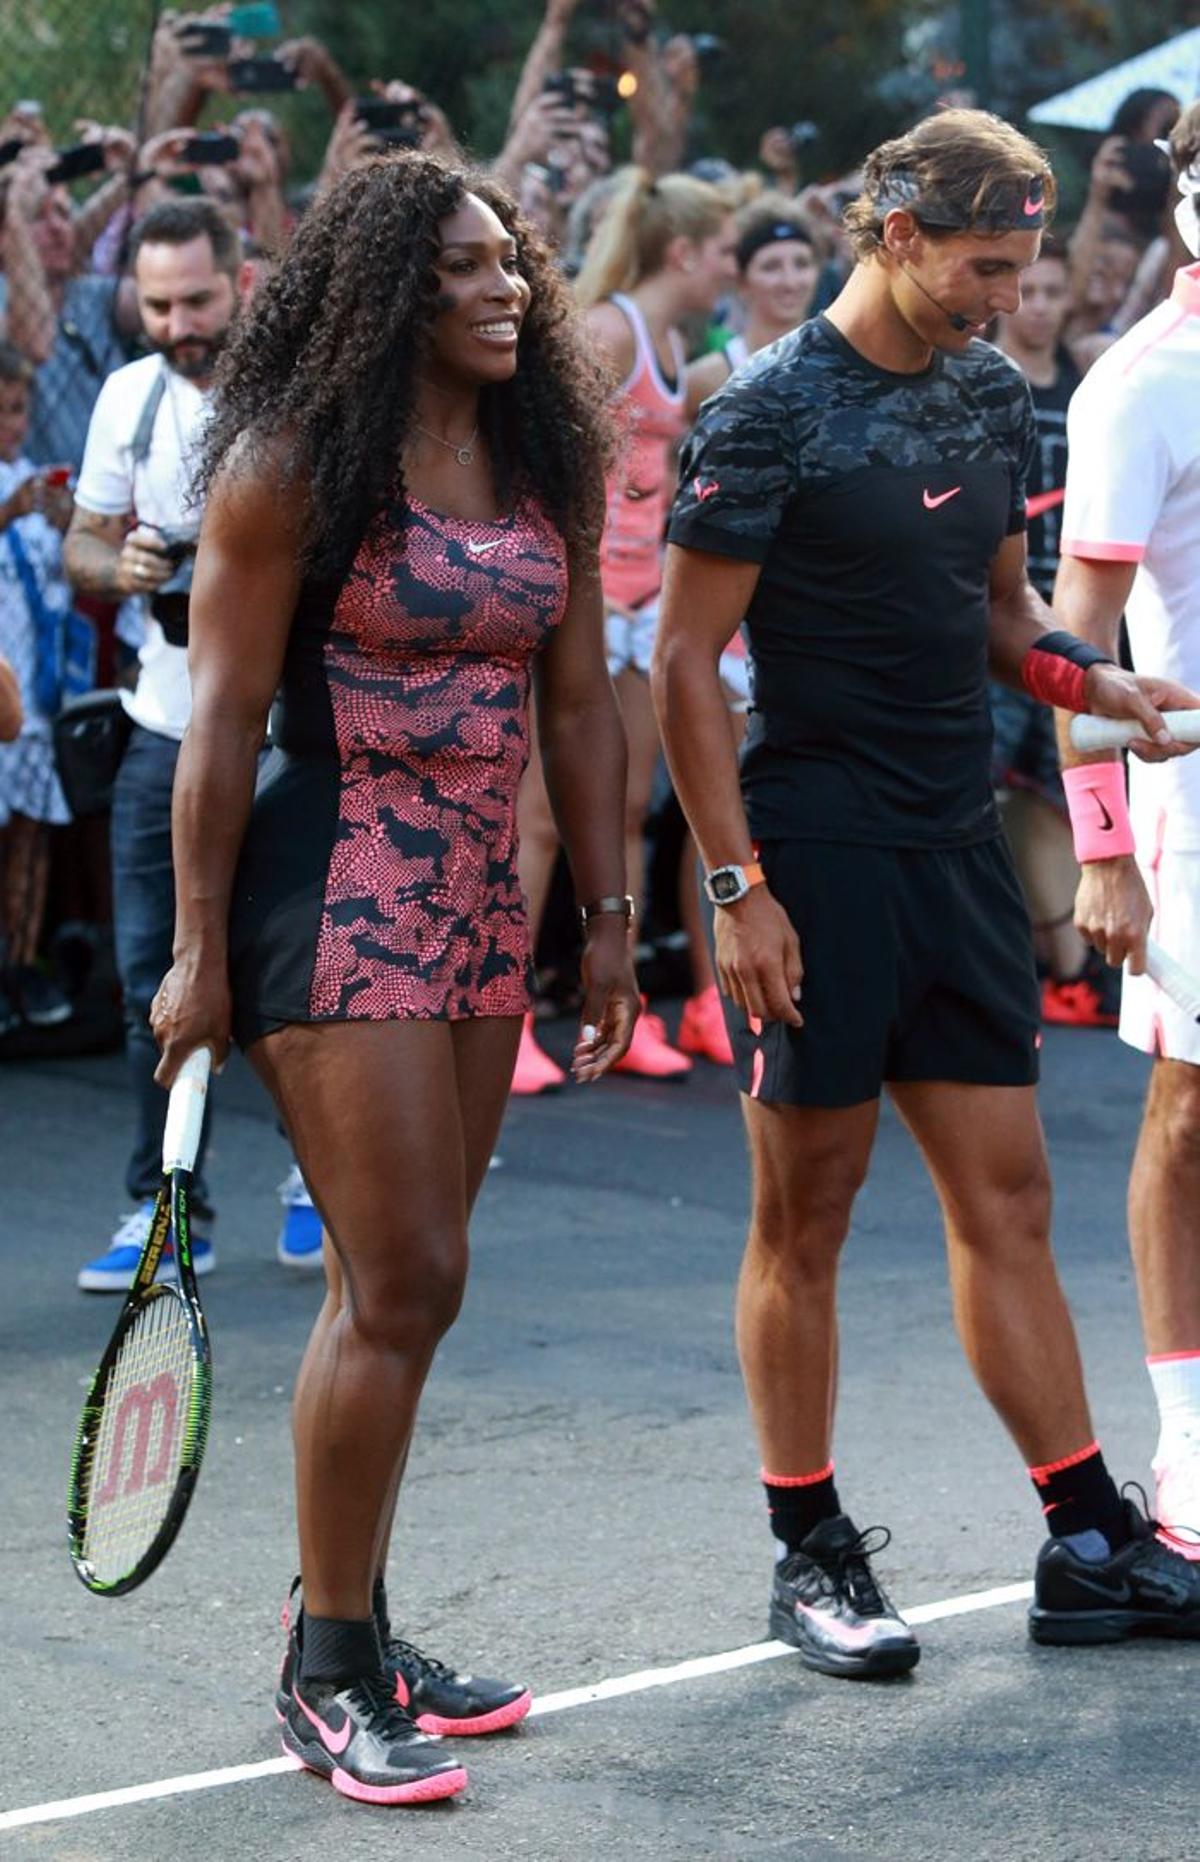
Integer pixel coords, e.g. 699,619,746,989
74,354,208,741
1061,263,1200,851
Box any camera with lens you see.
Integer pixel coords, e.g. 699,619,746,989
150,525,199,648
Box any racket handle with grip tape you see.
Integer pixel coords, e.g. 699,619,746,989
1145,940,1200,1024
162,1047,213,1174
1070,711,1200,753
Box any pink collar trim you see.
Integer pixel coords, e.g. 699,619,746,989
1171,263,1200,316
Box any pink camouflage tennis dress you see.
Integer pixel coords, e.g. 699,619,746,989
228,489,568,1045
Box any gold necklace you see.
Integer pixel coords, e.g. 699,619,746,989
413,421,479,467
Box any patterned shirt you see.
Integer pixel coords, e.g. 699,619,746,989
668,316,1035,847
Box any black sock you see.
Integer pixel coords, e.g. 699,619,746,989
372,1574,390,1644
1029,1443,1129,1549
298,1614,382,1686
763,1463,841,1555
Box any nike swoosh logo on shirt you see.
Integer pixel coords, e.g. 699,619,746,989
693,477,720,502
294,1690,353,1753
466,538,503,555
922,486,962,510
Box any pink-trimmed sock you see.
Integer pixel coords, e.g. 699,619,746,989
1028,1441,1128,1548
762,1463,840,1558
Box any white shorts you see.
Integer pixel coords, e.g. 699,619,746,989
1120,847,1200,1065
605,598,659,680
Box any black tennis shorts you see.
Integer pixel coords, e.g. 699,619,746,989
726,836,1040,1108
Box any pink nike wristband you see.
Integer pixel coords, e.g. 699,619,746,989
1062,761,1136,863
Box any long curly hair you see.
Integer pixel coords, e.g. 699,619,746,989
198,153,616,580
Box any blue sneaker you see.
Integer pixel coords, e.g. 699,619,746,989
277,1165,323,1270
77,1199,216,1293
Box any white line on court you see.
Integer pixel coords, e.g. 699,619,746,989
0,1578,1034,1833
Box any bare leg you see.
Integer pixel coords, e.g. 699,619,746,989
250,1016,520,1620
1128,1060,1200,1354
371,1016,521,1583
890,1080,1093,1464
612,666,662,921
999,791,1088,980
737,1097,879,1472
2,814,52,964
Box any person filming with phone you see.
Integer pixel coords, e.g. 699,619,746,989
62,198,247,1291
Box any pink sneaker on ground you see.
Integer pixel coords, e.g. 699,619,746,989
612,998,692,1080
677,985,734,1065
510,1013,566,1095
1153,1438,1200,1559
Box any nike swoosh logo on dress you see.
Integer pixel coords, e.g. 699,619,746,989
922,486,962,510
466,538,503,555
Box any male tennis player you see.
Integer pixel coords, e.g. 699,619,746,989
1055,101,1200,1556
652,108,1200,1678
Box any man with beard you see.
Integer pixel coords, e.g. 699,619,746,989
65,199,245,1289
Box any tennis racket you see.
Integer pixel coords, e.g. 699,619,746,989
1070,711,1200,754
68,1047,213,1596
1146,939,1200,1024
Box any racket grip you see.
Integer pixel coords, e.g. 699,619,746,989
162,1047,213,1173
1145,940,1200,1025
1070,710,1200,753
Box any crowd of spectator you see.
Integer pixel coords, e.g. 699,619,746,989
0,0,1191,1074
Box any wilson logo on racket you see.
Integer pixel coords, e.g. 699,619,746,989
96,1371,180,1504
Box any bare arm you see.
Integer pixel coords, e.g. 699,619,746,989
652,542,802,1025
534,537,639,1077
986,531,1191,741
1,152,58,364
684,351,729,423
508,0,580,134
150,450,308,1083
0,653,22,742
1052,553,1150,973
64,505,176,602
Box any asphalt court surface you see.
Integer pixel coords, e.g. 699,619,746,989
1,1019,1197,1859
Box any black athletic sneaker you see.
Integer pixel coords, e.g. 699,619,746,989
281,1670,467,1805
277,1580,531,1736
1029,1496,1200,1645
384,1633,532,1736
768,1514,920,1679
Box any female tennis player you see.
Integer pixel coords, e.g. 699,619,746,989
150,153,638,1806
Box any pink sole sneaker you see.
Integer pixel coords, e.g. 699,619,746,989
416,1688,533,1736
282,1744,469,1805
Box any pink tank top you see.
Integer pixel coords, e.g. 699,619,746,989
598,293,687,610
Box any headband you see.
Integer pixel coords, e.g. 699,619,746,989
873,169,1047,233
736,219,815,271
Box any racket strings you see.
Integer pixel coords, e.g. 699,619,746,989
81,1294,198,1584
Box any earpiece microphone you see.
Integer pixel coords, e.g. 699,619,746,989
900,264,972,333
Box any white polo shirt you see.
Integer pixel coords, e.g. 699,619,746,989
1061,263,1200,851
74,354,208,742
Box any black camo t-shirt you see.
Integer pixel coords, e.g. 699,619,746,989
668,316,1035,847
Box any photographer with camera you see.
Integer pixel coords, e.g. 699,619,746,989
63,199,242,1289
